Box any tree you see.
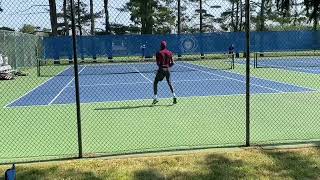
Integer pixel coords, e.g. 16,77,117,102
177,0,214,33
63,0,69,35
49,0,58,36
90,0,94,35
125,0,156,34
56,1,102,35
254,0,273,31
20,24,39,34
107,23,140,35
220,0,245,32
275,0,293,17
0,0,4,12
124,0,176,34
0,27,15,31
153,3,176,34
304,0,320,30
274,0,319,30
104,0,111,33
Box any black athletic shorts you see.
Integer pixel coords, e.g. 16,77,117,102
155,68,171,82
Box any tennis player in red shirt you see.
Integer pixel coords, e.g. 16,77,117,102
152,41,177,105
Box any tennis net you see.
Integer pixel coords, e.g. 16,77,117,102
253,51,320,68
38,54,235,77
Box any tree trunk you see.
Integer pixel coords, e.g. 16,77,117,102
200,0,203,33
178,0,181,34
259,0,266,31
313,2,319,31
49,0,58,36
231,1,235,31
90,0,94,35
141,0,153,34
313,15,318,31
240,0,243,31
293,0,297,26
77,0,82,35
235,0,239,31
63,0,69,35
104,0,110,33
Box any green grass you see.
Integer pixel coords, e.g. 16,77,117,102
1,58,320,163
0,147,319,179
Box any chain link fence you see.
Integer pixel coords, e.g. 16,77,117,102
0,0,319,164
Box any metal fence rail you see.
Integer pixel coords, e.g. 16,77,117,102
0,0,319,164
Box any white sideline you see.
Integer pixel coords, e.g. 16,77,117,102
48,66,86,105
6,90,318,109
67,78,227,88
132,66,153,83
177,63,283,93
3,66,73,108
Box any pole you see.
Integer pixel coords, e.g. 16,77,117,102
178,0,182,59
245,0,250,147
70,0,83,158
77,0,82,36
200,0,204,59
178,0,181,34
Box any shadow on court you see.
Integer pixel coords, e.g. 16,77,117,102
94,104,174,110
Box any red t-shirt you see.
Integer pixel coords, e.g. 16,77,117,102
156,49,174,68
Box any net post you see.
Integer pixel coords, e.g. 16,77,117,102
177,0,182,59
70,0,83,159
253,52,256,68
36,37,41,77
36,55,40,77
232,53,235,69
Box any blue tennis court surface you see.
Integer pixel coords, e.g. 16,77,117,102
6,62,314,108
253,56,320,74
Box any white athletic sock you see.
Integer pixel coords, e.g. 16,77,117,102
172,93,176,98
154,95,158,100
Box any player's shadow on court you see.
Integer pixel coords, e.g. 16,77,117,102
94,104,173,110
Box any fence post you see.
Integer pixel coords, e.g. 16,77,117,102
245,0,251,146
177,0,182,59
70,0,83,158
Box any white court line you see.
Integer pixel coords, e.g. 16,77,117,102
258,62,320,73
235,62,318,91
67,78,227,88
73,81,149,87
177,63,284,93
132,66,153,83
5,62,316,108
6,90,319,109
174,78,226,83
186,61,317,91
48,66,86,105
3,66,73,108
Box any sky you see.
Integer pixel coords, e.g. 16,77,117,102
0,0,130,31
0,0,309,32
0,0,231,32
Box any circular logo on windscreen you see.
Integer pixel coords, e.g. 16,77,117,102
181,37,198,52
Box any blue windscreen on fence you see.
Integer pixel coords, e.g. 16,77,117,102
251,31,320,52
43,31,320,59
43,32,245,59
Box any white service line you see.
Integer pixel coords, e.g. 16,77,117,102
3,66,73,108
231,61,318,91
177,63,283,93
259,62,320,73
132,66,153,83
71,81,149,87
7,89,318,109
173,78,227,83
68,78,228,88
48,66,86,105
